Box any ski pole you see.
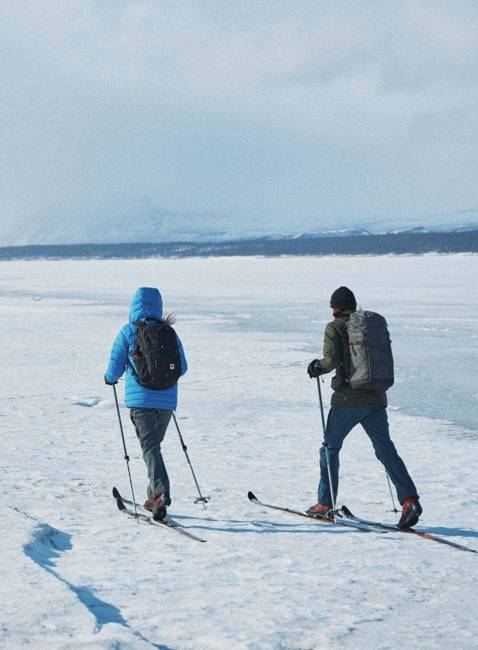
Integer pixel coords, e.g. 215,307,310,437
112,384,139,522
172,412,209,509
385,471,399,513
316,377,337,521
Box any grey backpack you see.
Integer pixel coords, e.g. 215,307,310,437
345,310,394,391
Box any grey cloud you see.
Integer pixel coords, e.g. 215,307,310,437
1,1,478,243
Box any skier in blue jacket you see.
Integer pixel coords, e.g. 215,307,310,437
105,287,188,519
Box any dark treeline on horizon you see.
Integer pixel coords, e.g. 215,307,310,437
1,229,477,261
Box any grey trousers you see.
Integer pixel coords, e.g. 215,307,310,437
130,407,172,499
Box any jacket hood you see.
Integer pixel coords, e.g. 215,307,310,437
129,287,163,324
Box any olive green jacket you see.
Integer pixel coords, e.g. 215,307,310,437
317,312,387,407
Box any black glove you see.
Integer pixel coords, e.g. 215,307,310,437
307,359,322,378
104,374,118,385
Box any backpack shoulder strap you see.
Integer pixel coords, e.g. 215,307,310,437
331,318,351,377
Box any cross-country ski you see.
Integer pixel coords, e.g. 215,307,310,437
249,492,477,553
114,489,207,543
247,491,387,533
340,505,477,554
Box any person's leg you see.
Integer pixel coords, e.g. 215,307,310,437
360,407,418,504
317,407,361,506
130,408,172,499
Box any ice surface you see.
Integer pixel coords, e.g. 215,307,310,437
0,255,477,649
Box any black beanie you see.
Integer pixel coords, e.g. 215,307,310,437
330,286,357,311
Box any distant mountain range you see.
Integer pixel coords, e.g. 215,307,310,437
1,228,477,260
278,224,478,239
1,206,478,247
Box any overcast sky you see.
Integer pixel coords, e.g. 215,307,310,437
1,1,478,243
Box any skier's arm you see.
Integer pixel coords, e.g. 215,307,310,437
176,335,188,377
316,323,341,374
105,328,129,383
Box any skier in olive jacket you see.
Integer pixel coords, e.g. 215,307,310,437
105,287,187,520
307,286,422,528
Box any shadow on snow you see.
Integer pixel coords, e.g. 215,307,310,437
23,522,170,649
172,513,478,542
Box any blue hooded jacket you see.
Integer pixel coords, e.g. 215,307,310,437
105,287,187,409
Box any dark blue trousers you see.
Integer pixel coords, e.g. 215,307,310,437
317,406,418,506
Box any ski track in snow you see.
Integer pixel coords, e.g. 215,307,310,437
0,255,477,650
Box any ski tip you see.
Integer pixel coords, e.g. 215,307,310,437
116,497,126,511
247,491,257,501
112,486,120,499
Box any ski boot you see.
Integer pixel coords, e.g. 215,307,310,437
144,494,171,521
306,502,333,519
398,496,422,528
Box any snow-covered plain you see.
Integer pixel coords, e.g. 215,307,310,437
1,254,477,650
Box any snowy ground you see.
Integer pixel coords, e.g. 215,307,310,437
1,254,477,650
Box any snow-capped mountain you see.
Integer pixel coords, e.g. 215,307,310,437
2,208,250,246
1,206,478,247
